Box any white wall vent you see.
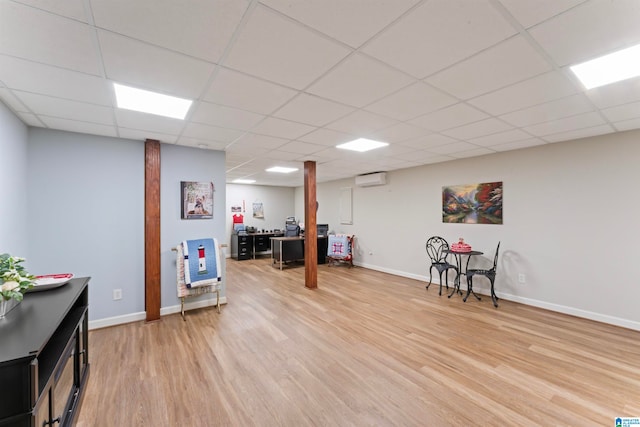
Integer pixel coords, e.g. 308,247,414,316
355,172,387,187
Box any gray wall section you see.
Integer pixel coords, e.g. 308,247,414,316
27,128,145,321
25,129,226,321
160,143,226,310
0,101,29,257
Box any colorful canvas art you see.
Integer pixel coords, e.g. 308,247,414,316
442,181,503,224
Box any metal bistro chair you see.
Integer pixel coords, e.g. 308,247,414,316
466,242,500,307
425,236,459,296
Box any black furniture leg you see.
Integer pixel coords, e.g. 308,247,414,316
426,267,433,291
490,280,498,307
463,275,482,303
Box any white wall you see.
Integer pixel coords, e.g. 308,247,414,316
0,101,29,256
296,130,640,330
225,183,295,247
160,143,226,310
27,129,145,321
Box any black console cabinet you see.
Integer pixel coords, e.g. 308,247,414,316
0,277,90,427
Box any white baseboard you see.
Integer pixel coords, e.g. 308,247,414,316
88,296,227,330
355,261,640,331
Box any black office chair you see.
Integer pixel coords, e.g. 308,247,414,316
425,236,458,296
466,242,500,307
284,224,300,237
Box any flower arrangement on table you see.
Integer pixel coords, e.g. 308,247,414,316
1,253,36,302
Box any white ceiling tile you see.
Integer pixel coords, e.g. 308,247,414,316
307,53,415,108
114,109,185,135
364,82,457,121
0,2,100,75
118,128,178,144
16,112,44,127
392,149,453,162
250,117,316,139
190,101,265,130
98,31,214,99
262,150,303,161
426,36,552,99
469,71,578,115
368,123,431,143
428,141,481,155
181,122,245,143
203,68,298,115
468,129,533,146
90,0,249,63
0,88,28,112
542,124,615,142
449,147,496,158
297,128,355,146
228,133,289,151
499,94,594,127
529,0,640,66
326,110,399,135
0,55,112,105
224,5,350,90
498,0,587,29
524,112,606,137
276,141,325,155
442,118,513,140
40,116,117,137
584,77,640,109
491,138,547,151
600,101,640,123
260,0,420,48
409,103,489,132
613,117,640,131
175,137,227,151
273,94,355,126
14,91,114,125
400,133,459,150
12,0,87,21
362,0,516,78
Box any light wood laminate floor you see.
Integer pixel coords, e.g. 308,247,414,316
76,258,640,426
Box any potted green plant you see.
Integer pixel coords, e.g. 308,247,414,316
0,253,36,318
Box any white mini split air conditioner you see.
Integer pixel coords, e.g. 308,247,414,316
355,172,387,187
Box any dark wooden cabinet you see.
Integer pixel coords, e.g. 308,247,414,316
231,232,284,260
0,277,90,427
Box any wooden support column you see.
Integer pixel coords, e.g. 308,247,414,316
145,139,161,321
304,161,318,289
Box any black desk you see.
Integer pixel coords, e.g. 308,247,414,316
271,236,328,270
445,249,484,302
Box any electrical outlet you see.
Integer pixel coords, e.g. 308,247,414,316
518,273,526,284
113,289,123,300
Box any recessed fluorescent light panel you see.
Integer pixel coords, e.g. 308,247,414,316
266,166,298,173
113,83,192,119
336,138,389,152
233,179,256,184
570,44,640,90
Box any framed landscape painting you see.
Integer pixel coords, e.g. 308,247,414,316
442,181,503,224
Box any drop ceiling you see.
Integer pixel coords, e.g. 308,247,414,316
2,0,640,186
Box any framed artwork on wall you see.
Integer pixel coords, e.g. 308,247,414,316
442,181,503,224
181,181,214,219
253,202,264,218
